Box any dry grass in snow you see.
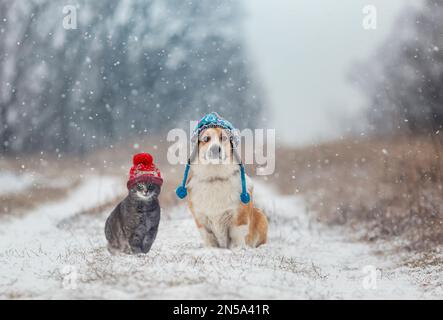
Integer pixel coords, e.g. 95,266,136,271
272,136,443,258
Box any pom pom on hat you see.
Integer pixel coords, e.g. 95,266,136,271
133,153,153,166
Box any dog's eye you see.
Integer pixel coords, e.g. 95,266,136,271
221,134,228,142
137,184,144,191
201,136,210,143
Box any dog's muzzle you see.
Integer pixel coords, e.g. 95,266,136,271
208,145,222,159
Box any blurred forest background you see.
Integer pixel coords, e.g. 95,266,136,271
2,0,443,155
0,0,263,154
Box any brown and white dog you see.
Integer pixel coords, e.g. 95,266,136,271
185,127,268,249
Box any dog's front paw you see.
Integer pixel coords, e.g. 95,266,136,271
228,242,248,250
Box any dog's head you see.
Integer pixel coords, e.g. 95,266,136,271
196,127,234,165
176,112,250,204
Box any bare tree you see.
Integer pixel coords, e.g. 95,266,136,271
352,0,443,135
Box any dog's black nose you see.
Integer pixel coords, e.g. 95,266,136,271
209,145,221,157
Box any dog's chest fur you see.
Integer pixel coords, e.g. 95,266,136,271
188,164,242,223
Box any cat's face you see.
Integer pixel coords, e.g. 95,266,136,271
130,182,161,201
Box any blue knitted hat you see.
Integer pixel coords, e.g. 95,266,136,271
190,112,240,147
176,112,250,204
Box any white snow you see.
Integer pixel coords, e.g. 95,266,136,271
0,171,35,195
0,176,440,299
0,170,72,196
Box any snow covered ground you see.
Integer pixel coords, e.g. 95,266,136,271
0,170,73,196
0,175,440,299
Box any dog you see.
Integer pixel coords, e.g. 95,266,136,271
177,113,268,249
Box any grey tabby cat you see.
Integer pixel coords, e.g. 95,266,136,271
105,153,163,254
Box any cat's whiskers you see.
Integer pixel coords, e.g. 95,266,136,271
136,191,155,202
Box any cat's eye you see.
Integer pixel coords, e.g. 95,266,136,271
147,184,155,191
137,184,144,191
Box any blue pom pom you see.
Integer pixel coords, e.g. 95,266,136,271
240,192,250,204
176,186,188,199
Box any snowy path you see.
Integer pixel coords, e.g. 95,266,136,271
0,176,439,299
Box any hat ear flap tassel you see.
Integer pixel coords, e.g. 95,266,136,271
239,164,250,204
176,160,190,199
230,143,250,204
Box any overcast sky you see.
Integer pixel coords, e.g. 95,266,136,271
242,0,417,145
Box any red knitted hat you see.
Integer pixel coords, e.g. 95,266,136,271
127,153,163,189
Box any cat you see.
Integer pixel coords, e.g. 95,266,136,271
105,181,161,254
